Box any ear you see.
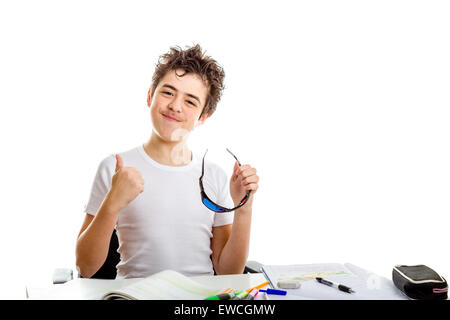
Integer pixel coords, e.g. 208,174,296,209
147,87,153,107
197,113,210,126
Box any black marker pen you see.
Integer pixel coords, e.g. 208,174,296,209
315,277,355,294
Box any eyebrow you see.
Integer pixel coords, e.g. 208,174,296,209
161,84,202,105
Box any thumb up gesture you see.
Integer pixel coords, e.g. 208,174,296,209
106,154,145,212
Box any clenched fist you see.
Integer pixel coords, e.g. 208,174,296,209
105,154,145,212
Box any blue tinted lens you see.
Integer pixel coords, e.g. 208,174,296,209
202,197,226,213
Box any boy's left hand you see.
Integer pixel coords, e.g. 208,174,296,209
230,162,259,208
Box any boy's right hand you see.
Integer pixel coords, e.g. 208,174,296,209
105,154,145,212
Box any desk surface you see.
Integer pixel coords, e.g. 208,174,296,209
26,264,413,300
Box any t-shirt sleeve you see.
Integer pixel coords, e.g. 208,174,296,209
212,168,235,227
83,154,116,216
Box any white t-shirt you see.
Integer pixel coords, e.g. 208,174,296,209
84,144,234,278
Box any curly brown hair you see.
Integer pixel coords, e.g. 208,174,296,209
150,44,225,119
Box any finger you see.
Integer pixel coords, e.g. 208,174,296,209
238,167,257,179
244,183,258,192
115,154,124,172
235,165,248,177
242,175,259,185
233,161,240,180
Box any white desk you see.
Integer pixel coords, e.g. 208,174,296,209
25,263,411,300
26,273,268,300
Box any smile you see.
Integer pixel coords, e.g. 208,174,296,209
162,114,180,122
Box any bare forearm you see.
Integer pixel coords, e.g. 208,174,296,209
76,198,119,278
216,208,252,274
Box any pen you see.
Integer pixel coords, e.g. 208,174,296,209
256,292,269,300
259,288,287,296
315,277,355,294
230,291,248,300
246,280,270,293
204,290,238,300
243,289,259,300
260,267,275,288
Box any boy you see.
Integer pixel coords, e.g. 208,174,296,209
76,44,259,279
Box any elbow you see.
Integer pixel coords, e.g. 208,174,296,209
213,258,247,275
75,258,101,279
75,246,102,278
75,256,94,278
215,265,246,275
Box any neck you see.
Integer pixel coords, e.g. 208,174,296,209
143,132,192,166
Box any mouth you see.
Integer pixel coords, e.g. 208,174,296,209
162,114,181,122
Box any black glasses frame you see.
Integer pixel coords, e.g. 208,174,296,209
199,148,251,213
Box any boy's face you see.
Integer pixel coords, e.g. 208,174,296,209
147,69,209,142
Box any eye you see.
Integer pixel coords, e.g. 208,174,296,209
186,100,197,106
162,91,173,96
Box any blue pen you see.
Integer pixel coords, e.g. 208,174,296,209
259,267,275,288
259,288,287,296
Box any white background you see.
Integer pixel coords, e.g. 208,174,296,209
0,0,448,298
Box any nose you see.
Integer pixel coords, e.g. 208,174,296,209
168,95,183,113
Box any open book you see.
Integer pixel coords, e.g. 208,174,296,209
102,270,221,300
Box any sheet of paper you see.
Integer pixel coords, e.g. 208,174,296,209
262,263,406,300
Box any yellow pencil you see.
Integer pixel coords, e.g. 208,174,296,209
246,280,270,293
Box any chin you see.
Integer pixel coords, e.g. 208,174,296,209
154,128,190,143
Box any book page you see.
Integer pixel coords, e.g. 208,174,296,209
102,270,221,300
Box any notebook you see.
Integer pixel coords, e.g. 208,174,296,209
261,263,406,300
